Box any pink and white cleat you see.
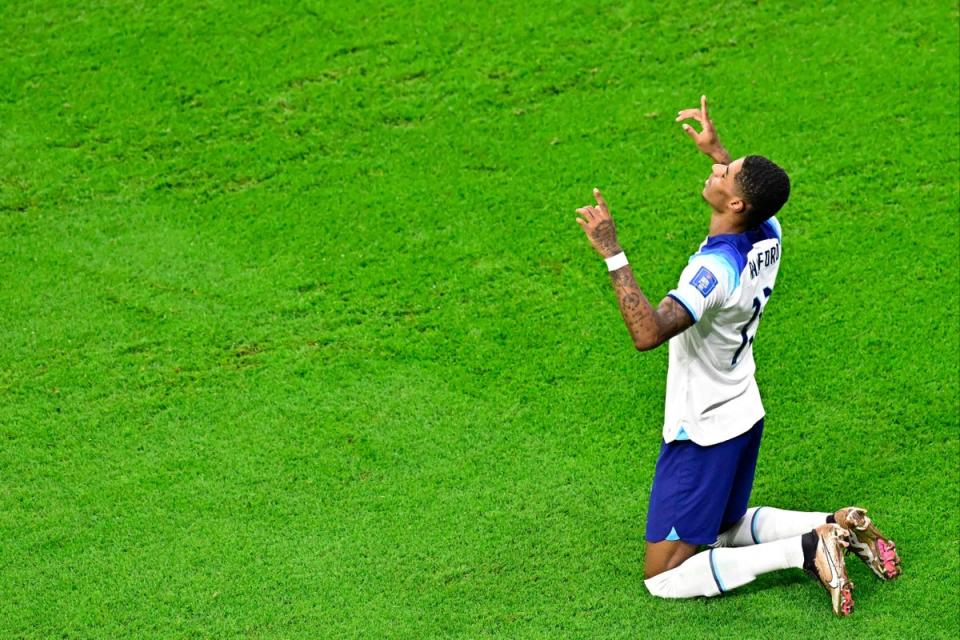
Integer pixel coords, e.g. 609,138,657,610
834,507,902,580
803,524,855,617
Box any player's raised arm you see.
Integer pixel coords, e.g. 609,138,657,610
576,189,693,351
676,95,732,164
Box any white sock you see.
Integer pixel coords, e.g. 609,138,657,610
714,506,830,547
644,536,805,599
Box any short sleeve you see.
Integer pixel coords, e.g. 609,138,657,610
667,253,738,323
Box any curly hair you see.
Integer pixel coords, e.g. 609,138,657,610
735,156,791,226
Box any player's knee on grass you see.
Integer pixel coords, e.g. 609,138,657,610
644,570,685,598
644,540,698,580
644,551,723,599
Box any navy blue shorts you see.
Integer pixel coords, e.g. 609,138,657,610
645,419,764,545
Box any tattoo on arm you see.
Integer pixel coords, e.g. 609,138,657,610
591,220,622,257
654,296,695,341
609,267,694,350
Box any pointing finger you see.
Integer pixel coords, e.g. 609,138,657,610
701,94,709,121
593,188,608,212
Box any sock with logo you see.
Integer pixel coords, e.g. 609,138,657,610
713,506,832,547
644,536,805,598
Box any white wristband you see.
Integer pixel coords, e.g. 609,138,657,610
605,251,628,272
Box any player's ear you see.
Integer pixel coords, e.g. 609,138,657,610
729,198,746,215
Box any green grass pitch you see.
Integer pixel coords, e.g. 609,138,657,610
1,0,957,637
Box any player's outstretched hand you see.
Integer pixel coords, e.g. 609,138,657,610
676,95,730,163
576,188,623,259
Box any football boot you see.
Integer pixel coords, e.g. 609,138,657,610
803,523,855,617
834,507,902,580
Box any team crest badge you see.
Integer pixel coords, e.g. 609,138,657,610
691,266,718,297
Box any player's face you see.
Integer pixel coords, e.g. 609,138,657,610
702,157,745,213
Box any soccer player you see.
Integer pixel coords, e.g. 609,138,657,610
574,96,901,616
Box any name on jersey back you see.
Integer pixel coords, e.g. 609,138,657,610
748,244,780,279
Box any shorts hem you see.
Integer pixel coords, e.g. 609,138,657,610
644,533,718,545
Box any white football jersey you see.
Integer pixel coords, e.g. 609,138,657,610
662,217,782,445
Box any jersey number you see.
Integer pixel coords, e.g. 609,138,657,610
732,286,772,366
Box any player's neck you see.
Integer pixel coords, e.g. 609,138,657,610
708,210,748,237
